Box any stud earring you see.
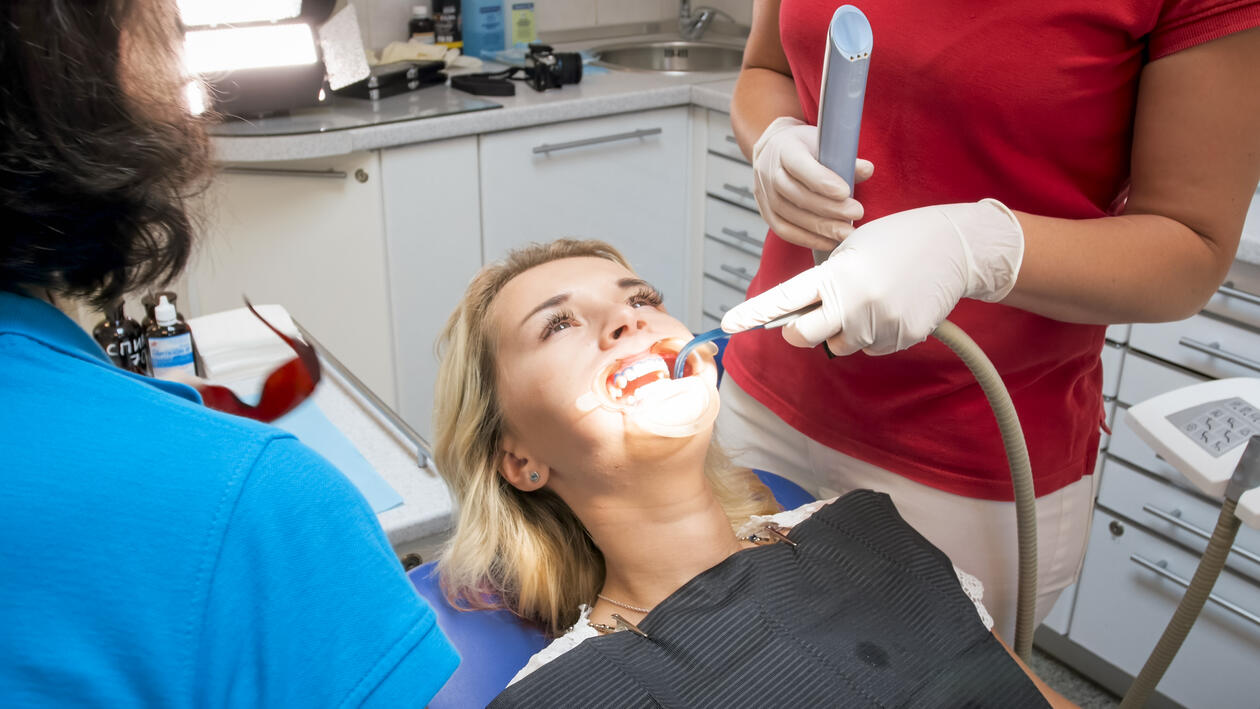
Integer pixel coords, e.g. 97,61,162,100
529,471,540,483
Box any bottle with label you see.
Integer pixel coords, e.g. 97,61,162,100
142,291,203,376
92,301,149,375
462,0,505,59
434,0,462,49
146,295,197,380
510,2,536,48
409,5,436,44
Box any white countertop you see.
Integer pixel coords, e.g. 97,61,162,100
211,44,742,164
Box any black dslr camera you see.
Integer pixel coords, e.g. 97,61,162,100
525,43,582,92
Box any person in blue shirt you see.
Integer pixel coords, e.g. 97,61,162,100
0,0,458,705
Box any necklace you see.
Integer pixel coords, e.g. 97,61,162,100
596,593,651,614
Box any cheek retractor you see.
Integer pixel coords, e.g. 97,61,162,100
574,339,720,438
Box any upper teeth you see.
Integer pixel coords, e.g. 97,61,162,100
614,355,670,385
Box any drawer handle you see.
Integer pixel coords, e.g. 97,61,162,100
724,134,739,144
1177,337,1260,374
222,167,347,180
1220,282,1260,308
532,127,663,155
722,183,756,201
704,272,751,294
701,306,731,321
1142,504,1260,565
720,227,765,249
720,264,754,283
1129,554,1260,628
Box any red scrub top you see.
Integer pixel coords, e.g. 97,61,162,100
724,0,1260,500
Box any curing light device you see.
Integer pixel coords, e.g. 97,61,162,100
814,4,872,265
672,6,872,378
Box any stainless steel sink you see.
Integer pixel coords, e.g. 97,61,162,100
593,41,744,73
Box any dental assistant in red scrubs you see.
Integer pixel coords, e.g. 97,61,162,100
716,0,1260,641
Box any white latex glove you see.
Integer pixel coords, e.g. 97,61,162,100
721,199,1024,356
752,116,875,251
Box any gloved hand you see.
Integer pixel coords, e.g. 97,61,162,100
752,116,875,251
721,199,1024,356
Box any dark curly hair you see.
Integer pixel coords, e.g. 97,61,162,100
1,0,213,308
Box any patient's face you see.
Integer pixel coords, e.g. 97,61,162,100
490,257,713,486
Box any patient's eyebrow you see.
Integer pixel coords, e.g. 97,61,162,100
520,293,570,326
618,278,651,290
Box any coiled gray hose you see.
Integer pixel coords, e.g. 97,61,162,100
930,319,1038,661
1119,498,1241,708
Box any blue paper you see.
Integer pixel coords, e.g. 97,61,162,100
272,399,404,514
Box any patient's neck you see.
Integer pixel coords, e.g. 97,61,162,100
575,458,745,615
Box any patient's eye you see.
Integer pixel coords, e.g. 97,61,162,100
629,287,664,309
541,310,578,340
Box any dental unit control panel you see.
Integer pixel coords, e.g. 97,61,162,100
1125,378,1260,529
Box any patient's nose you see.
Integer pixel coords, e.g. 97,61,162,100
601,307,645,349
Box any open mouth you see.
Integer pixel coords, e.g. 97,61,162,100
603,340,696,406
574,336,720,437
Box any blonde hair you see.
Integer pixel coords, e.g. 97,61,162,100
433,239,778,636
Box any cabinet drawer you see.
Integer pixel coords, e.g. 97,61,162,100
706,153,759,212
1116,351,1207,407
1100,342,1123,399
1069,508,1260,709
1098,457,1260,584
1105,323,1130,345
479,107,690,313
701,274,748,322
706,110,747,163
1108,407,1185,483
1129,312,1260,380
703,236,759,289
702,313,721,331
705,197,766,256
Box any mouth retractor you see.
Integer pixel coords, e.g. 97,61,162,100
574,339,720,438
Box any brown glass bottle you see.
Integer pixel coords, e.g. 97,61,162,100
92,301,149,374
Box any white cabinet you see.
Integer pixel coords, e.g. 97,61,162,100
1071,508,1260,709
479,107,693,317
698,110,770,332
1042,271,1260,705
187,151,397,405
381,137,483,439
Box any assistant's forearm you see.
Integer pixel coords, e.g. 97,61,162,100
730,67,804,160
1002,211,1237,325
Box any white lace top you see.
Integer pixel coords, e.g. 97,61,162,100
508,498,994,687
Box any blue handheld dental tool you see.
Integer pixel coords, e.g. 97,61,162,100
813,5,873,266
671,302,821,380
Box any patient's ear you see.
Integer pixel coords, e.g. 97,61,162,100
499,436,550,491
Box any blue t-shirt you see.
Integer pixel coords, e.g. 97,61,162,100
0,292,458,706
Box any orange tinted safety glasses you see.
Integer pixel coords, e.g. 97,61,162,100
194,300,322,423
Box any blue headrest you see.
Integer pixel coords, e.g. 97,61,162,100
410,470,814,708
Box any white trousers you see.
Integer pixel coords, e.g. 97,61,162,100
716,376,1098,643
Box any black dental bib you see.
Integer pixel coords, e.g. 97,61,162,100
491,490,1048,708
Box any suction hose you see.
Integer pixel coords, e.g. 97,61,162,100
929,319,1037,661
1118,500,1240,708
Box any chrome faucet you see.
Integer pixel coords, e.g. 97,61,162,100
679,0,734,41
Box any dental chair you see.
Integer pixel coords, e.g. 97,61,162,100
409,336,814,708
408,469,813,709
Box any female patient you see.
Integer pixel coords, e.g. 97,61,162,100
434,239,1070,707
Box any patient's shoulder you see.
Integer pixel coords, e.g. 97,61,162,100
738,496,994,631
